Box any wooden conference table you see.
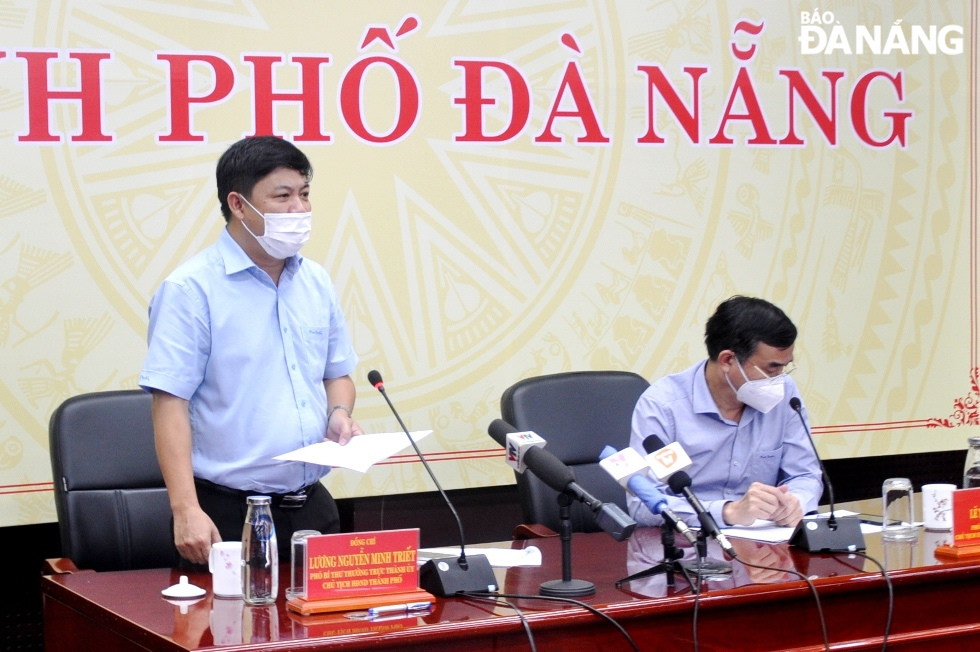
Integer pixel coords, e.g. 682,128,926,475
43,514,980,651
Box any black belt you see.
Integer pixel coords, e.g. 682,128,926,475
195,478,316,510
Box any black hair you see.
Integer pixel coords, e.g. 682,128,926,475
704,296,797,361
215,136,313,222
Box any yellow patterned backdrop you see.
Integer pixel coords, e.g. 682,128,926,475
0,1,976,527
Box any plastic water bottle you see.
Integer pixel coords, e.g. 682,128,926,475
242,496,278,605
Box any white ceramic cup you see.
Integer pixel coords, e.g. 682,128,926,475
209,541,243,598
922,483,957,531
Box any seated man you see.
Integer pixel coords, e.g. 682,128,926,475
628,296,822,528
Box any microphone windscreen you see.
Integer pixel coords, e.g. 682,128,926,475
523,445,575,492
667,470,692,493
642,434,666,454
367,370,383,387
487,419,518,447
789,396,802,411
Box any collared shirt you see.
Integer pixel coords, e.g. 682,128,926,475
139,228,358,493
627,359,823,528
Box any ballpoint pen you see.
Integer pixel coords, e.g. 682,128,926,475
367,601,433,617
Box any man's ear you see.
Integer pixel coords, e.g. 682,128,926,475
227,192,246,221
717,349,737,372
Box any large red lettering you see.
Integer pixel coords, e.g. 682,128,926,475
156,53,235,143
244,55,331,141
850,70,912,148
779,70,844,145
709,67,776,145
339,55,419,144
534,60,609,144
452,59,530,143
636,65,707,144
17,50,112,143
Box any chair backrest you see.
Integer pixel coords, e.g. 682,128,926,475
49,390,176,571
500,371,650,534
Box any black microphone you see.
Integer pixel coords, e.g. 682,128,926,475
368,370,498,596
488,419,636,542
789,397,837,525
643,435,735,558
788,397,865,553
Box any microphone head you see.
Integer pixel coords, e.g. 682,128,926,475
789,396,802,412
642,434,666,454
667,470,692,493
487,419,518,447
367,370,384,389
523,445,575,492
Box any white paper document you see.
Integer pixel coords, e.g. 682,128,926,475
720,510,882,543
417,545,542,568
273,430,433,473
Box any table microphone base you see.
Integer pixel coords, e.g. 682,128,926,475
419,554,498,597
790,515,866,553
540,578,595,597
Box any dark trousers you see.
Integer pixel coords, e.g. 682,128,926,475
176,479,340,568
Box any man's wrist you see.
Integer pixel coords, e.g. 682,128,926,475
327,404,352,422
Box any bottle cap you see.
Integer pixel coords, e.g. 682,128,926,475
247,495,272,505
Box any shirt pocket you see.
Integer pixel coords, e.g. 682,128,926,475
748,447,782,484
301,324,330,377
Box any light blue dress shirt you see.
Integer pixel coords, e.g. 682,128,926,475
139,228,358,494
627,359,823,528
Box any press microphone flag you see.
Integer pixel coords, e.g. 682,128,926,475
368,370,498,596
645,438,693,481
597,445,649,488
505,430,546,474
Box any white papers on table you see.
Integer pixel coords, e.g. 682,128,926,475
273,430,433,473
417,546,542,568
720,510,883,543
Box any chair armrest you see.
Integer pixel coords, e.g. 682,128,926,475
511,523,558,539
42,558,84,575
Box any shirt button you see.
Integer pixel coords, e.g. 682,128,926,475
301,400,307,407
283,327,288,333
733,461,739,466
291,364,297,370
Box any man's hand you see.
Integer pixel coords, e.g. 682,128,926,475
326,407,364,446
173,504,222,566
769,486,803,526
723,482,803,526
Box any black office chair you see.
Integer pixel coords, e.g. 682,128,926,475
500,371,650,536
48,390,176,572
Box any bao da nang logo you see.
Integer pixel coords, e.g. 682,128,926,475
799,10,963,55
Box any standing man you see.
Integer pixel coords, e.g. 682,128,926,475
628,296,822,528
139,136,362,566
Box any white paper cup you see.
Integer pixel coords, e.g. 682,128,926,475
209,541,243,597
922,483,957,531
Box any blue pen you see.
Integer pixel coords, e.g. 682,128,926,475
367,601,432,617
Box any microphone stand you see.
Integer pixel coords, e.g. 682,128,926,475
539,492,596,597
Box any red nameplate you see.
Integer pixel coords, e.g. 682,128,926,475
949,486,980,546
304,529,421,601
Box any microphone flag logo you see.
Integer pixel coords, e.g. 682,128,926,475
507,441,518,463
654,448,677,469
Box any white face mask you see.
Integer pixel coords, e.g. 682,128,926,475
239,195,311,260
725,358,785,413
